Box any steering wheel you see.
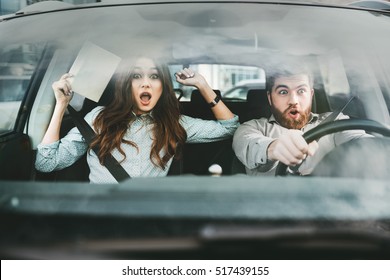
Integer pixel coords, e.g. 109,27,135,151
274,119,390,176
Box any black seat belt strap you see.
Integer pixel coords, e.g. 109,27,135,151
67,105,131,182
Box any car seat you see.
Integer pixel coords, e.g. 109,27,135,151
240,89,271,123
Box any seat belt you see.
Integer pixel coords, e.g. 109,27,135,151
67,105,131,182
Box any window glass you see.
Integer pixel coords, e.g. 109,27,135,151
0,43,44,133
170,64,265,101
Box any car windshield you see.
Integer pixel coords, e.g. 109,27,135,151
1,0,390,262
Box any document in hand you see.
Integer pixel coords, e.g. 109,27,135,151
68,41,121,102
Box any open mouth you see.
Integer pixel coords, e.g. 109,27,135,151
288,109,300,119
140,92,152,104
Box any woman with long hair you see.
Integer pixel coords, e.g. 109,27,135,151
35,57,239,183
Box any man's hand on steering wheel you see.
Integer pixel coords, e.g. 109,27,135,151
274,119,390,176
267,129,319,168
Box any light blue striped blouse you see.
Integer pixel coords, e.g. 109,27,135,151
35,106,239,183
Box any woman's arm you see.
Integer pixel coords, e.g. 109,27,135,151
36,73,88,172
41,73,74,145
181,114,239,143
175,68,234,120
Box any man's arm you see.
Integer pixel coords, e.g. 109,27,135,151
232,120,276,171
233,120,318,172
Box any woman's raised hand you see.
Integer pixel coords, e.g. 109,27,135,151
175,68,206,88
52,73,74,105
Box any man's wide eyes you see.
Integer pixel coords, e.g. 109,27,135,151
277,88,307,95
278,90,288,95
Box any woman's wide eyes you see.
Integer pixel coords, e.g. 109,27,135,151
132,73,159,79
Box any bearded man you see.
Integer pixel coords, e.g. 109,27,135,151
232,64,367,176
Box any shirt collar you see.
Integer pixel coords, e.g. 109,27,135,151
132,111,154,123
132,110,154,119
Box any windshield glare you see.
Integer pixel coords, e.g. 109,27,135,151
0,2,389,176
1,1,390,262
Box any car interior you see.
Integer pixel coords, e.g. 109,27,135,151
0,1,387,184
0,38,381,184
1,1,390,262
27,56,368,183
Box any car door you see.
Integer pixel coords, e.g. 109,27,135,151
0,42,47,180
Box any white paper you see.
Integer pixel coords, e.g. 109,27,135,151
68,41,121,102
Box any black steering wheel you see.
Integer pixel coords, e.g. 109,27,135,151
274,119,390,176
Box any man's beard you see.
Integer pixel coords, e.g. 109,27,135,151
271,104,311,129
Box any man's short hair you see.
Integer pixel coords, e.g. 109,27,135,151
265,61,313,93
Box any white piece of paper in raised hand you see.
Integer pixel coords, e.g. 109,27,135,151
68,41,121,102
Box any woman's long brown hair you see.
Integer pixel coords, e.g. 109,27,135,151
89,57,187,170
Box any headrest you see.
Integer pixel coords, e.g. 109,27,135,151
191,89,221,104
246,89,271,119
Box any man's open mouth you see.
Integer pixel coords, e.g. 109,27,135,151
288,109,300,119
